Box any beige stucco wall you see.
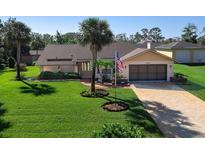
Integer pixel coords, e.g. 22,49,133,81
42,65,75,72
122,51,174,81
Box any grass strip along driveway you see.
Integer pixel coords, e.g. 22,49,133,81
0,66,162,137
174,64,205,101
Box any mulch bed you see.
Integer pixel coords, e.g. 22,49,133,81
80,89,109,98
80,79,130,88
102,102,129,112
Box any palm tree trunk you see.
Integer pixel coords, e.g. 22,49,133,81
16,41,21,80
91,51,97,93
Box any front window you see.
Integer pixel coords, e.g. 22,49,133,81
82,62,92,71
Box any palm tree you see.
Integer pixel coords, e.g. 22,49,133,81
1,18,31,80
79,18,113,93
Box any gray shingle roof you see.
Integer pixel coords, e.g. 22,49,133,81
36,42,137,66
155,41,205,50
136,41,161,49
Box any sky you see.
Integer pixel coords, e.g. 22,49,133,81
0,16,205,38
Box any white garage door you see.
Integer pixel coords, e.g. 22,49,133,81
175,50,190,63
193,50,205,63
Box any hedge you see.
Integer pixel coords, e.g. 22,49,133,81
39,71,79,80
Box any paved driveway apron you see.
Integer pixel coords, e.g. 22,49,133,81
131,82,205,138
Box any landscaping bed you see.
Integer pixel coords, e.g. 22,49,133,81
80,89,109,97
102,102,129,112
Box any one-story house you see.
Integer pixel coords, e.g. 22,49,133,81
36,42,174,81
155,41,205,63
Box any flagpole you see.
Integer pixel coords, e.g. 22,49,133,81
114,51,117,102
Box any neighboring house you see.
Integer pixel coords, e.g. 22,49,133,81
36,42,174,81
21,50,43,65
155,41,205,63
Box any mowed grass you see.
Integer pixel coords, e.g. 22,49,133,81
174,64,205,101
0,66,162,137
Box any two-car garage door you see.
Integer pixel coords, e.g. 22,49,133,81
129,64,167,81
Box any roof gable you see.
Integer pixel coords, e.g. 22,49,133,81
121,48,173,61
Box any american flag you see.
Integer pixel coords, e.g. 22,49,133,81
115,51,124,73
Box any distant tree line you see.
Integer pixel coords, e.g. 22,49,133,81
114,23,205,45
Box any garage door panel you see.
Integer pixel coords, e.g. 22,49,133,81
148,73,157,80
157,65,166,73
157,73,166,80
129,64,167,81
138,74,147,80
138,65,147,73
147,65,157,73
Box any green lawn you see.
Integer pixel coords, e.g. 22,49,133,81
0,66,162,137
174,64,205,101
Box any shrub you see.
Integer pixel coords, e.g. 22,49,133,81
8,57,16,68
38,71,79,80
0,64,5,70
95,123,144,138
65,72,79,79
39,71,64,80
81,89,109,97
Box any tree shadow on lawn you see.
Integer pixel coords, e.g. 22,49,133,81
101,95,163,136
0,102,11,137
102,95,204,137
19,80,56,96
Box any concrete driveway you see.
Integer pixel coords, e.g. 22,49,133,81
131,82,205,138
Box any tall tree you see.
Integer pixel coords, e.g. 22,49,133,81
43,33,54,45
79,18,113,93
0,47,6,70
31,32,45,50
149,27,164,42
141,28,149,40
132,27,164,42
0,19,4,48
55,31,65,44
134,32,143,42
1,18,31,80
115,33,128,42
182,23,198,43
62,32,81,44
197,27,205,45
